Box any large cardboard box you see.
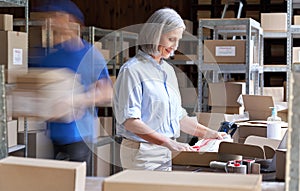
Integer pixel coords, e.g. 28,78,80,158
0,14,13,31
204,40,246,64
0,156,86,191
242,95,273,120
208,82,246,107
103,170,262,191
261,13,287,32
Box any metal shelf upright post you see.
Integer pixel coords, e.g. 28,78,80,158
198,18,264,112
0,0,28,157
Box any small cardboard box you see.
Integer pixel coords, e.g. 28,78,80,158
294,15,300,25
204,40,246,64
0,14,13,31
0,31,28,69
263,87,284,102
208,82,246,107
293,47,300,63
103,170,262,191
0,156,86,191
261,13,287,32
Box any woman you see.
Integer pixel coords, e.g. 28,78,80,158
113,8,226,171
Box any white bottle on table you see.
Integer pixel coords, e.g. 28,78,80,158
267,107,281,140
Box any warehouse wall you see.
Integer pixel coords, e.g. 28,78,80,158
29,0,192,30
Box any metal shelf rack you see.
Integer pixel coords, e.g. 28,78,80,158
0,0,28,159
197,18,264,112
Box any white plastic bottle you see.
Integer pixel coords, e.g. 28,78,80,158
267,107,281,140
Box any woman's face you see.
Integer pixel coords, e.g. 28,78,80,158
158,27,184,60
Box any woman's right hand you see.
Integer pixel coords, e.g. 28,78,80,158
162,139,196,151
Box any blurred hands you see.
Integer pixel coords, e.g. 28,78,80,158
162,139,197,151
203,129,228,140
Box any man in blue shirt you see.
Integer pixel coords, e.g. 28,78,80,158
32,0,112,175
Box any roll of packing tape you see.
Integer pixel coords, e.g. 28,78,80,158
226,163,247,174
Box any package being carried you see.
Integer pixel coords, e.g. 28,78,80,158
10,68,84,122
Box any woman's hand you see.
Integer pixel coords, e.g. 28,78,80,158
162,139,196,151
203,129,228,140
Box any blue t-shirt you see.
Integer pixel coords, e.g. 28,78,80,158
34,39,109,145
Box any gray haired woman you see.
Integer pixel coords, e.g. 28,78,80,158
113,8,226,171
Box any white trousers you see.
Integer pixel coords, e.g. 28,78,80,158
120,138,172,171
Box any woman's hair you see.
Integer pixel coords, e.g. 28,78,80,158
138,8,186,56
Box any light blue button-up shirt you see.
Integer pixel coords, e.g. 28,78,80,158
113,50,187,142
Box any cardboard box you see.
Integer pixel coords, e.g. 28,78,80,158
15,130,54,159
275,149,286,180
294,15,300,25
183,19,193,34
0,31,28,69
242,95,273,120
0,14,13,31
196,112,225,131
0,156,86,191
99,117,113,136
210,106,244,114
263,87,284,102
17,117,47,132
208,82,245,106
94,144,111,177
172,151,218,166
237,121,288,140
103,170,262,191
261,13,287,32
7,120,17,148
293,47,300,63
173,54,197,61
204,40,246,64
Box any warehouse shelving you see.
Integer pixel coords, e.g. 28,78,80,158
197,18,264,112
0,0,28,159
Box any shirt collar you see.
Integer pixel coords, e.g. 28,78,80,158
138,50,165,69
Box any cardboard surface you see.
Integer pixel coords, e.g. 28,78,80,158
219,142,266,159
242,95,274,120
261,13,287,32
7,120,17,148
204,40,246,63
276,149,286,180
0,156,86,191
172,151,218,166
208,82,245,107
0,14,13,31
196,112,225,131
103,170,262,191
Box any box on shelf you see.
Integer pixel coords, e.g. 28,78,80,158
294,15,300,25
17,117,47,132
14,130,54,159
99,117,113,136
204,40,246,64
293,47,300,63
261,13,287,32
0,156,86,191
7,120,17,148
263,87,284,102
179,87,197,108
210,106,244,115
0,14,13,31
208,82,246,107
173,54,197,61
183,20,193,34
102,170,262,191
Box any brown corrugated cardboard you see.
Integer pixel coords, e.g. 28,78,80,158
275,149,286,180
261,13,287,32
99,117,113,136
0,14,13,31
172,151,218,166
263,87,284,102
173,54,197,61
208,82,246,107
0,31,28,69
7,120,17,148
204,40,245,63
219,142,266,159
295,15,300,25
242,95,274,120
103,170,262,191
0,156,86,191
293,47,300,63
